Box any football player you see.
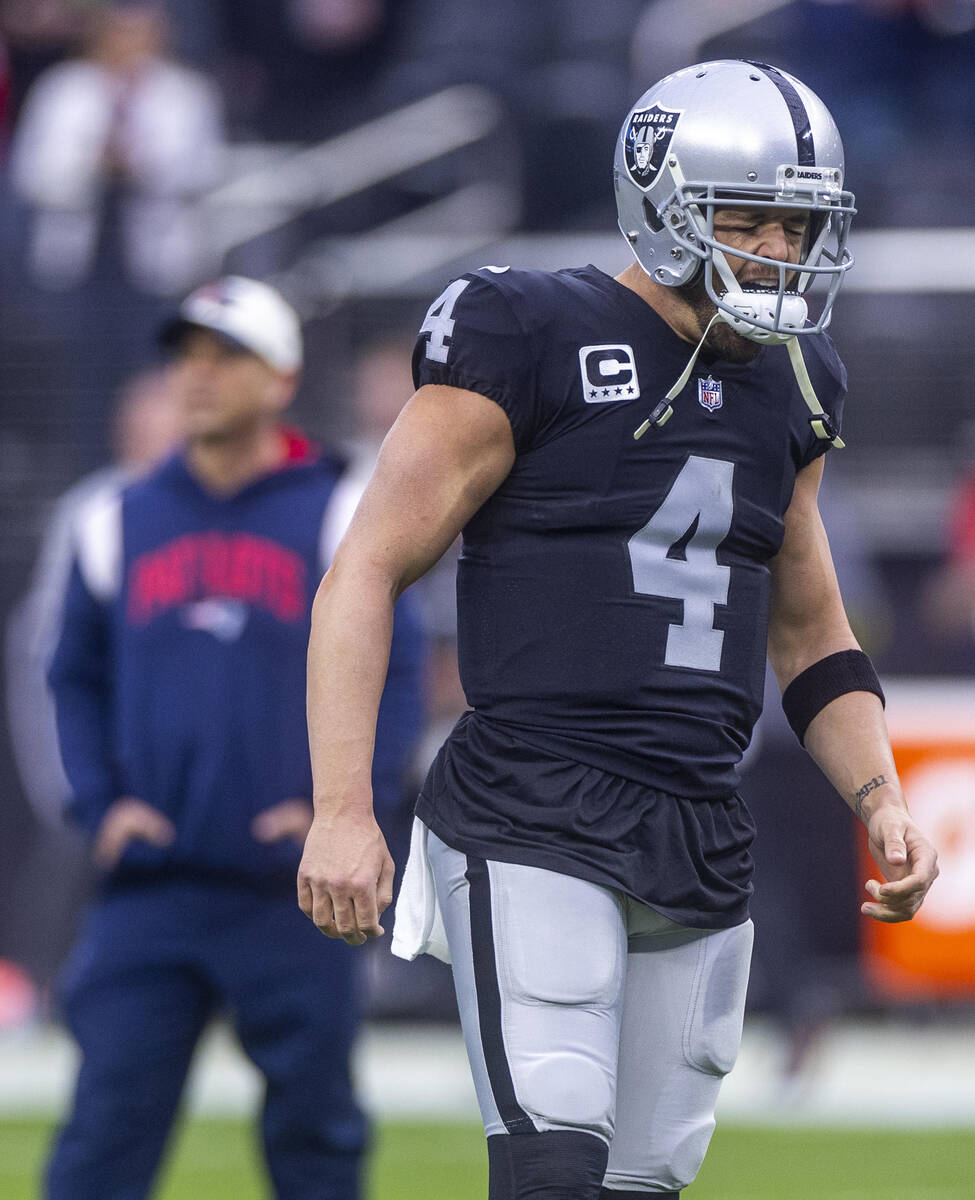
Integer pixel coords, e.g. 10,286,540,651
299,61,939,1198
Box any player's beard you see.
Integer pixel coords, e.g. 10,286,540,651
677,274,764,364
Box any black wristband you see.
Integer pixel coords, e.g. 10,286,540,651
781,649,885,746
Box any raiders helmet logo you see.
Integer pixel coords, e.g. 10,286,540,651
623,104,682,190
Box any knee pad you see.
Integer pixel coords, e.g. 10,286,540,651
517,1047,615,1136
488,1130,608,1200
682,922,753,1077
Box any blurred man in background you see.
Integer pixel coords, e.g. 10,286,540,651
8,1,224,295
45,276,425,1200
3,1,228,475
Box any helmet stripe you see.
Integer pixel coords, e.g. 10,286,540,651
745,61,815,166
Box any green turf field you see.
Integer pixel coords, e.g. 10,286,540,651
2,1118,974,1199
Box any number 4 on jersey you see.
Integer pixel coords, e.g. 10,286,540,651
421,279,471,363
627,455,735,673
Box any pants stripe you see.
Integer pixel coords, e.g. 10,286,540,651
465,856,536,1135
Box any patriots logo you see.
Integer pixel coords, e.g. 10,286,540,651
698,375,723,412
181,598,249,642
623,104,682,190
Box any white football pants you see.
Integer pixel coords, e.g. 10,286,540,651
427,828,753,1194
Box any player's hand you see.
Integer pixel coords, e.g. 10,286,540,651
93,797,176,871
862,803,939,923
251,799,314,845
297,806,395,947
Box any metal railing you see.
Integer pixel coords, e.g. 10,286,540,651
202,85,515,262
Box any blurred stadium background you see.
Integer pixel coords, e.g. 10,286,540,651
1,1,975,1196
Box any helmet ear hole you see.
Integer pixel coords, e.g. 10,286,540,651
643,196,664,233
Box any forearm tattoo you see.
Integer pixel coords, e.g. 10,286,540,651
854,774,888,820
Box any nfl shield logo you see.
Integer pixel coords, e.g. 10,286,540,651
698,375,723,412
623,103,682,190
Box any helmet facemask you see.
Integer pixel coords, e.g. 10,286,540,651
649,167,855,344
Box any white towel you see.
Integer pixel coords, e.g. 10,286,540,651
391,816,451,964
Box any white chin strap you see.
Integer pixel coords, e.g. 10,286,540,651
633,289,844,449
784,334,845,448
710,254,843,446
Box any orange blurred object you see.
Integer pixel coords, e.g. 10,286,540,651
860,681,975,998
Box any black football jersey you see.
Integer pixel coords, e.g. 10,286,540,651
414,265,845,801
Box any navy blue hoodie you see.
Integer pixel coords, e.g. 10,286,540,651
49,432,425,893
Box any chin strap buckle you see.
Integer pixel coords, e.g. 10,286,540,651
634,401,674,440
633,312,721,440
786,337,845,449
809,411,841,444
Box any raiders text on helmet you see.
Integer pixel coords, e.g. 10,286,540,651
614,60,856,342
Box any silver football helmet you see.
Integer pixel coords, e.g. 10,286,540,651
614,59,855,343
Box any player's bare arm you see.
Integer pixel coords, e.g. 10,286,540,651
767,457,938,923
299,384,516,945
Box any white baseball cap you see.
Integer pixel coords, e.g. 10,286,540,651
159,276,303,373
